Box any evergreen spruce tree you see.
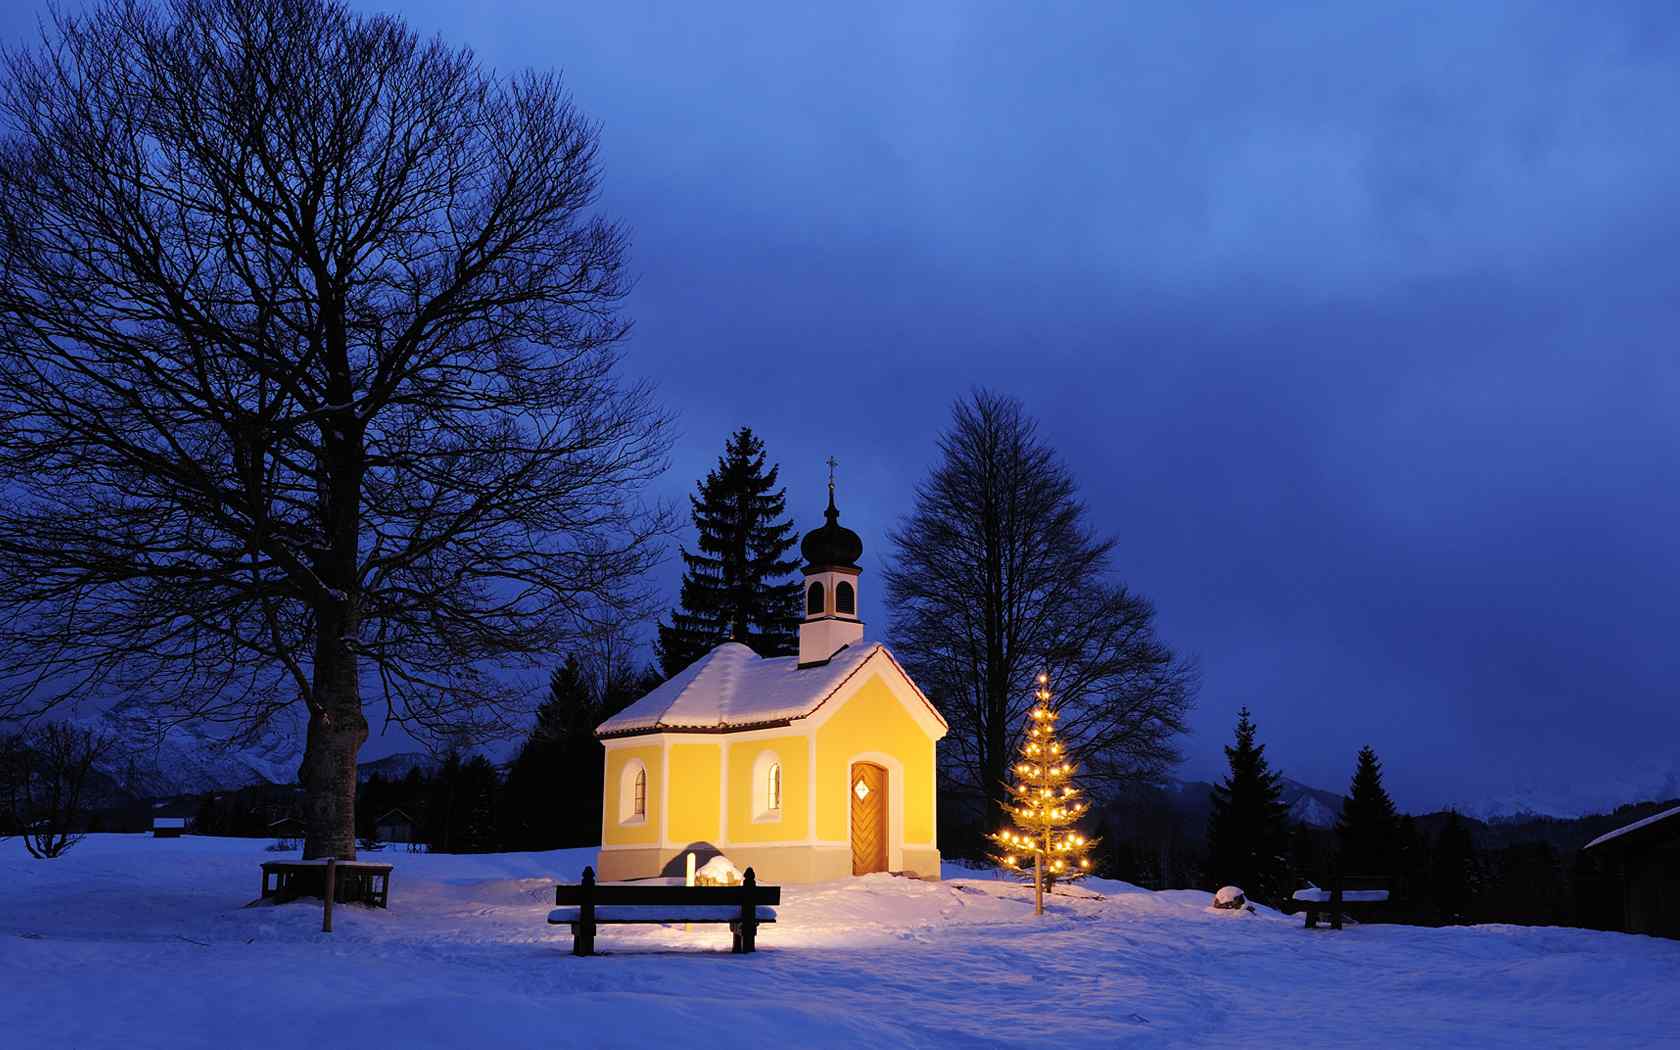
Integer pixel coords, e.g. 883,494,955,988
501,656,592,850
1431,809,1479,924
356,772,390,842
453,755,500,853
1392,814,1430,916
1205,707,1291,901
656,428,801,676
423,751,462,853
1335,745,1399,873
499,654,660,850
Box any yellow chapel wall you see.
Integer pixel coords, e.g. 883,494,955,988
814,672,937,844
600,743,662,848
665,740,723,846
726,731,810,843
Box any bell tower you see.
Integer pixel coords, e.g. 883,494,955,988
798,458,864,667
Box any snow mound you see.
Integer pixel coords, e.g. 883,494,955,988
694,855,743,886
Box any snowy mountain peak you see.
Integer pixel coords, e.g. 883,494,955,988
1455,760,1680,822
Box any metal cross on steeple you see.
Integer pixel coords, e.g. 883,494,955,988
825,455,839,496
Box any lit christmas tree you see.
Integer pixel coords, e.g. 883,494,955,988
991,672,1097,915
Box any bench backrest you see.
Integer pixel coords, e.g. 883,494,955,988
556,867,780,907
1337,875,1390,893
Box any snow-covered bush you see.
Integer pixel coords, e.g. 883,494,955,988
1212,886,1247,910
694,855,743,886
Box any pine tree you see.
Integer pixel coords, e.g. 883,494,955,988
656,428,801,676
453,755,500,853
501,656,593,850
1431,809,1479,924
423,751,462,853
1205,707,1291,901
1392,814,1430,914
499,654,660,850
991,673,1097,915
1336,745,1399,874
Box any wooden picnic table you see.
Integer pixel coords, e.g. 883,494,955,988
260,859,393,908
1282,875,1390,930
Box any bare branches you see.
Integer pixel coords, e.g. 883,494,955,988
883,390,1195,815
0,0,669,772
1,722,117,859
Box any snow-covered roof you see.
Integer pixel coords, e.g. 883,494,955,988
596,641,945,738
1583,804,1680,852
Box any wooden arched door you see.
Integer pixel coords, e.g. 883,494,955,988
850,762,888,875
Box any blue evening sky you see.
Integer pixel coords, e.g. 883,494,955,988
6,2,1679,810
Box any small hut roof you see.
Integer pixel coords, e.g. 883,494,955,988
1583,805,1680,852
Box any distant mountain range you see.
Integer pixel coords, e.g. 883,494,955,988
355,751,441,783
66,706,444,799
1450,759,1680,824
1163,776,1346,829
82,708,300,798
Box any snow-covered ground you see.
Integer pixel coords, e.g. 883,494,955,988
3,837,1676,1049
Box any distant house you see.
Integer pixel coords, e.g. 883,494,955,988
1581,805,1680,939
375,808,415,844
151,800,197,838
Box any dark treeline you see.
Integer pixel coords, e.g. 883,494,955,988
170,645,662,856
1041,706,1678,930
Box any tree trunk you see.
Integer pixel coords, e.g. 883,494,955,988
299,613,368,860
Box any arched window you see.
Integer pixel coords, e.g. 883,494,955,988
835,580,855,615
619,759,648,824
807,581,825,615
752,750,783,821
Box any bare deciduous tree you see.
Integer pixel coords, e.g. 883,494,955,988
0,0,669,858
1,722,116,859
883,390,1195,829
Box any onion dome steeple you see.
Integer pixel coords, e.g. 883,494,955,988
798,457,865,667
800,473,863,569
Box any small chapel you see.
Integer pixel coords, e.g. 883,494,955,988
594,481,947,884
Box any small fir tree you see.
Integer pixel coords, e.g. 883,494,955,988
1336,745,1399,874
452,755,500,853
991,673,1097,915
1431,809,1479,924
423,751,463,853
1392,813,1430,912
656,427,802,676
1205,707,1291,901
499,654,655,850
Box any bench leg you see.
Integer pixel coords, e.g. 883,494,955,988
1304,908,1316,929
571,923,594,957
729,920,759,953
1331,909,1343,931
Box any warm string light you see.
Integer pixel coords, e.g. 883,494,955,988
989,671,1100,911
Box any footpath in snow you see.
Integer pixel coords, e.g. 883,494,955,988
2,835,1676,1049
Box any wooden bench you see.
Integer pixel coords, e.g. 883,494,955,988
260,860,393,909
549,865,779,956
1284,875,1390,930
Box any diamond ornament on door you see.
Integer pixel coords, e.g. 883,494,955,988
854,779,870,801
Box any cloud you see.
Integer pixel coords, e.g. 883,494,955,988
6,0,1679,809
